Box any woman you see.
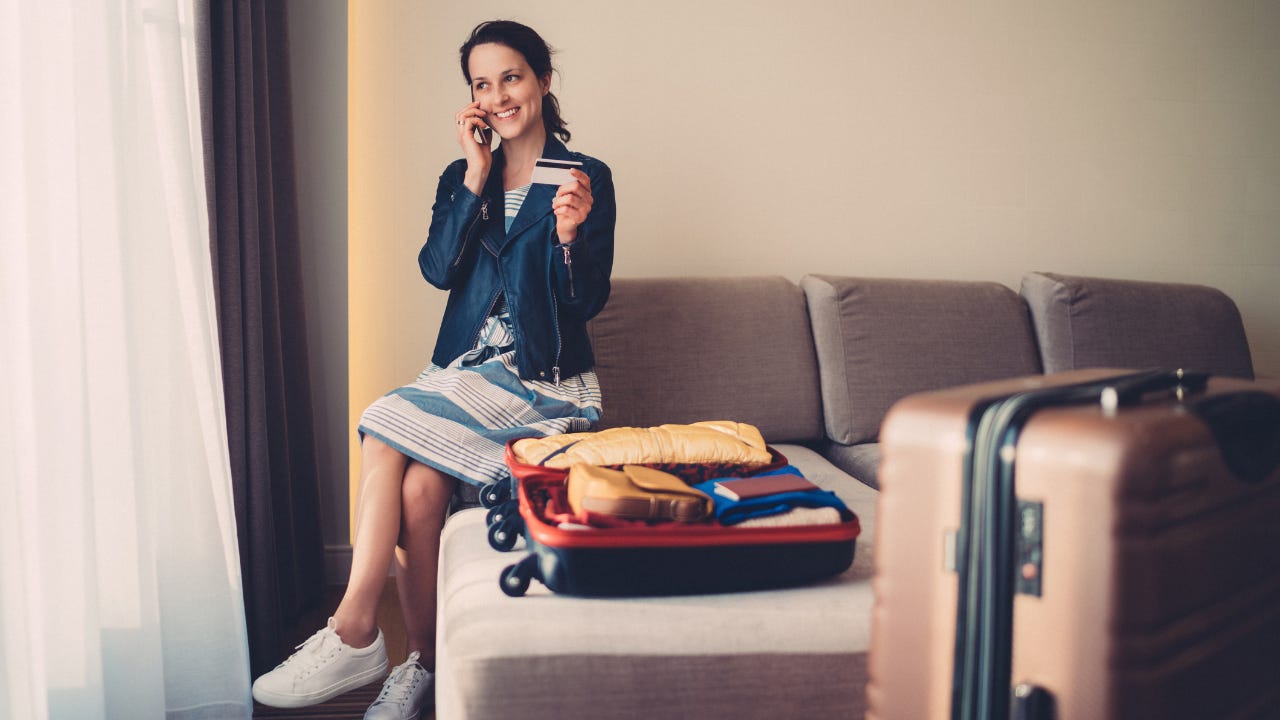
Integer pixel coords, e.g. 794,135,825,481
252,20,615,720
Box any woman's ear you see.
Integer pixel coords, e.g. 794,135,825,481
541,72,552,96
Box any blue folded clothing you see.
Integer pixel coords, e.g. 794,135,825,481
692,465,850,526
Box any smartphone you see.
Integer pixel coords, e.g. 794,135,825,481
467,90,492,145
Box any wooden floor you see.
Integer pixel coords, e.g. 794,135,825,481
253,578,436,720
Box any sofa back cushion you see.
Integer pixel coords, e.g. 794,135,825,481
1020,271,1254,379
801,275,1042,445
586,276,824,443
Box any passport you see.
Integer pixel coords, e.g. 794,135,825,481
712,474,819,501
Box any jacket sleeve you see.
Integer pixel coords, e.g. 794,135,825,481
419,161,486,290
551,160,616,320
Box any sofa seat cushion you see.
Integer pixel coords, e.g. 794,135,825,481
435,444,877,720
1020,272,1255,379
820,441,882,490
801,275,1042,445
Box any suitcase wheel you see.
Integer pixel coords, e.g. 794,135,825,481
479,481,510,508
487,513,523,552
486,499,517,528
500,554,537,597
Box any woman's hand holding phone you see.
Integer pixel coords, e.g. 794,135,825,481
455,101,492,195
553,169,593,244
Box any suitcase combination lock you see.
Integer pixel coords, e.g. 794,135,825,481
944,500,1043,597
1015,500,1043,597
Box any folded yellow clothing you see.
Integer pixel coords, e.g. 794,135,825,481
568,465,713,522
512,421,772,469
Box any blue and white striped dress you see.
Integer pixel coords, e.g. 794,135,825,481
358,184,602,487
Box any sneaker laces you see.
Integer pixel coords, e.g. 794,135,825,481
277,618,345,677
372,651,425,706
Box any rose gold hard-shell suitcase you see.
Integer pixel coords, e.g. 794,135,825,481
868,369,1280,720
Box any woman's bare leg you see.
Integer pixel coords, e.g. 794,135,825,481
332,435,409,647
395,461,457,667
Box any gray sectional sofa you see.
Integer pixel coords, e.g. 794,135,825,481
433,272,1255,720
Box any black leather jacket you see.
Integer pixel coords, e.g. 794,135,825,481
418,137,616,383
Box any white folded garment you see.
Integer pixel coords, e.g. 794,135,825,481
734,506,843,528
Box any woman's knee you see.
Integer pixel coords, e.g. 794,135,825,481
401,462,456,518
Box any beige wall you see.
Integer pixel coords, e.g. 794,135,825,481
324,1,1280,559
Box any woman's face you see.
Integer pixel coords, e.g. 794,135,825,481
468,42,549,144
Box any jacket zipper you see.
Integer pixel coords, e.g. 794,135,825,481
467,288,502,351
561,244,575,299
550,278,563,386
452,199,489,269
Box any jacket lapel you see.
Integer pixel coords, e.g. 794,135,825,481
503,137,572,244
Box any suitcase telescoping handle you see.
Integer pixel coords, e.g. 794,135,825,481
952,369,1205,720
1101,367,1208,412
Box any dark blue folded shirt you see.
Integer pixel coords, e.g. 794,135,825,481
692,465,850,526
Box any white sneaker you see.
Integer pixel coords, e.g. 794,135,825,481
252,618,389,708
363,650,433,720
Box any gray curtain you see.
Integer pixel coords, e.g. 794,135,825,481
197,0,326,678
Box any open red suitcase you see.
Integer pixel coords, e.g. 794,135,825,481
868,368,1280,720
490,442,861,597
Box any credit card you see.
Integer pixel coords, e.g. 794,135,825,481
530,158,583,186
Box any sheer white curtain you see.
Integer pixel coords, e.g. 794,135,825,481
0,1,251,719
